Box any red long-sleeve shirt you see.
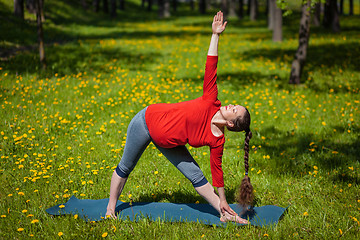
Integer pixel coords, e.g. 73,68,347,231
145,55,225,187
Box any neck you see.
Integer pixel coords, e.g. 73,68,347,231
211,110,227,130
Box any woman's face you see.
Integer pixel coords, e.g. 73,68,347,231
220,104,246,122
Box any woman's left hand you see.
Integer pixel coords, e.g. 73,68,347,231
220,199,238,216
212,11,227,35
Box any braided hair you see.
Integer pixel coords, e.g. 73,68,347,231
227,107,254,207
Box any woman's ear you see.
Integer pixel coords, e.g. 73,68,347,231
226,120,234,128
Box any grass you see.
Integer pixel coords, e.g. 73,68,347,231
1,0,359,239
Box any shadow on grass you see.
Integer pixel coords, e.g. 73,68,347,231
2,41,163,76
257,125,360,182
231,41,360,92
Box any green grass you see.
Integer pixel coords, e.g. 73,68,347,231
1,0,360,239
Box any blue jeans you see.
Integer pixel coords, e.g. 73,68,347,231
115,107,208,187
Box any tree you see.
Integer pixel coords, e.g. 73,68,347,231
199,0,206,14
313,1,321,26
118,0,125,10
228,0,237,17
249,0,258,21
111,0,116,17
26,0,45,22
269,0,282,42
238,0,244,19
158,0,170,18
289,0,311,84
14,0,24,19
35,0,46,69
323,0,340,32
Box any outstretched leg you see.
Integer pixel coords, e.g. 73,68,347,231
156,145,248,224
106,107,151,218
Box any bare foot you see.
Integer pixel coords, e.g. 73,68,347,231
220,211,248,224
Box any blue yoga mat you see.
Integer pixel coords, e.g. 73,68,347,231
46,196,287,227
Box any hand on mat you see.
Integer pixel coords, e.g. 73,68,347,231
219,201,249,224
105,210,116,219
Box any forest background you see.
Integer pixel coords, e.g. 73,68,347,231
1,0,359,239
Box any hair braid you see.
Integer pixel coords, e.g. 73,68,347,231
237,130,254,208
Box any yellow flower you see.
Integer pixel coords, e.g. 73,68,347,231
17,228,24,232
313,166,318,170
74,214,78,219
339,229,343,235
58,232,63,236
263,233,269,237
154,171,158,174
102,232,108,238
59,205,65,209
322,121,326,126
22,209,28,213
303,212,308,216
31,219,39,224
1,215,6,218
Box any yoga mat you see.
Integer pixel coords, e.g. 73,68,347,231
46,196,287,227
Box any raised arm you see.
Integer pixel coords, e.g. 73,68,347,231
208,11,227,56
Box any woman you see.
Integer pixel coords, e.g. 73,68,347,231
106,11,252,224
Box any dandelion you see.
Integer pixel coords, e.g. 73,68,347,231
1,215,6,218
322,121,326,126
102,232,108,238
59,205,65,209
303,212,308,216
58,232,63,237
17,228,24,232
31,219,39,224
154,171,158,174
339,229,343,235
263,233,269,237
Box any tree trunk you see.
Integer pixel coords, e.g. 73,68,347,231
190,0,194,11
172,0,177,12
238,0,243,19
118,0,125,10
289,0,311,84
103,0,109,13
199,0,206,14
147,0,152,11
339,0,344,15
349,0,354,15
313,2,321,26
158,0,170,18
268,0,274,29
14,0,24,19
93,0,100,12
250,0,258,21
272,0,282,42
221,0,228,17
228,0,236,17
81,0,88,10
36,0,46,69
111,0,116,17
323,0,340,32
